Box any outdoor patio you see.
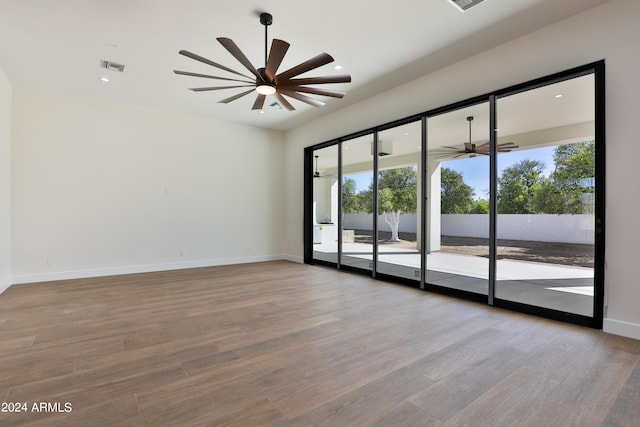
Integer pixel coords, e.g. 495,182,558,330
313,240,594,317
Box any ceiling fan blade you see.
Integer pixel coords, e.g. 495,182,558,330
280,75,352,86
252,94,267,110
276,93,295,111
174,70,255,84
279,90,326,107
217,37,264,82
279,85,345,98
429,145,464,152
265,39,290,81
498,142,518,148
218,89,256,104
189,85,254,92
476,141,490,149
179,50,253,80
275,53,334,82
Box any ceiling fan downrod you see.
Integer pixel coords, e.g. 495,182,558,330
260,13,272,68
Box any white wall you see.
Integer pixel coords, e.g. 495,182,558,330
343,213,418,234
344,213,594,244
284,0,640,339
442,214,594,245
11,86,285,283
0,67,10,293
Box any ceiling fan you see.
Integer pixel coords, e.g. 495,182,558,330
430,116,518,158
313,155,336,179
174,12,351,111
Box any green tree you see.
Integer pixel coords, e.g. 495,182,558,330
531,141,595,214
497,160,545,214
441,167,474,214
470,199,490,214
367,167,417,241
341,177,362,214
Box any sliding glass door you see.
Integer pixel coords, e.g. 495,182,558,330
494,74,596,316
305,62,603,328
426,104,490,296
341,134,374,272
311,145,339,264
376,121,422,282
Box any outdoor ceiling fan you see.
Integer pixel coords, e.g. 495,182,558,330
430,116,518,158
313,155,336,179
175,12,351,111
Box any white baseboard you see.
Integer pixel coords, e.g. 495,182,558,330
0,276,10,295
603,318,640,341
10,255,288,285
282,254,304,264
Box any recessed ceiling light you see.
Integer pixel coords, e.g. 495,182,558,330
555,94,563,98
404,132,409,136
100,76,110,83
334,65,343,70
259,110,265,114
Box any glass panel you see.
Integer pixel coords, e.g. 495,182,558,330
376,122,422,281
341,134,374,271
426,104,490,295
495,74,595,316
311,145,339,264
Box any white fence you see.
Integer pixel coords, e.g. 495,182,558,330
343,213,594,244
343,213,418,233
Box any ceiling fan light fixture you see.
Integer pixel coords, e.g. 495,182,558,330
256,84,276,95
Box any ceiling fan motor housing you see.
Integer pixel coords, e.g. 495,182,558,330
260,13,272,26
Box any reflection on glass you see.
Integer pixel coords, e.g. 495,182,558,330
426,104,490,295
375,122,421,281
340,135,374,271
311,145,339,264
495,74,595,316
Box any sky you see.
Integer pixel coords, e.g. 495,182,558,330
345,145,557,199
442,145,556,199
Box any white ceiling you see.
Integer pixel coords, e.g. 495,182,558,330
0,0,608,131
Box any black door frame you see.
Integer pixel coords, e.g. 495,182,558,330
304,61,605,329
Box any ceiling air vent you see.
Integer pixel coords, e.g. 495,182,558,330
447,0,485,12
100,60,125,72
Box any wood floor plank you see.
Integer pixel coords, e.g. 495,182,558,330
520,348,639,427
270,345,425,419
441,367,560,427
602,359,640,426
284,363,435,426
365,402,442,427
0,261,638,426
408,346,528,422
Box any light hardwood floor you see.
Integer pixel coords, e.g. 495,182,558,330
0,261,638,426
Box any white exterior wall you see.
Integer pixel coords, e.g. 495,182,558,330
0,67,10,293
284,0,640,339
344,213,594,244
10,86,286,283
442,214,594,244
343,213,418,234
